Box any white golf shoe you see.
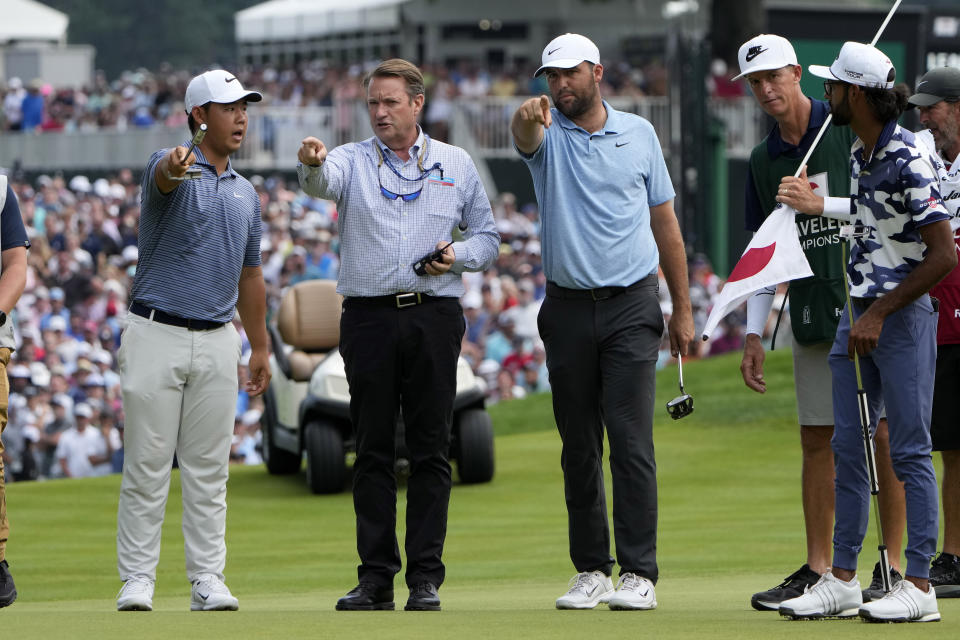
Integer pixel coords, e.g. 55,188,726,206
858,579,940,623
555,570,615,609
190,574,239,611
778,571,862,619
117,576,154,611
608,573,657,610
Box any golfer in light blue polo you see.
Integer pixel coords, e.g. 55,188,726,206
511,32,695,611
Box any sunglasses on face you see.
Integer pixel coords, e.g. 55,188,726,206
823,80,844,97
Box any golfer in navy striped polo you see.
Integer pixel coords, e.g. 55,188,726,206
116,69,270,613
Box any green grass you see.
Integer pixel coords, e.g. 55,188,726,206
2,349,957,638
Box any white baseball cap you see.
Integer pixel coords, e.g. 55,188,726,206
732,34,798,81
534,33,600,78
809,41,895,89
184,69,263,113
74,402,93,419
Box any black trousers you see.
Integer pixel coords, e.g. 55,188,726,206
339,297,465,589
537,275,663,582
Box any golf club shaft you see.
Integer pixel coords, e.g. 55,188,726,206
854,355,892,593
677,353,684,392
842,242,892,594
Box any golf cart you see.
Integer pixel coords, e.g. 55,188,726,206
262,279,495,494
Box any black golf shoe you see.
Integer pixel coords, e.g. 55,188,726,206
861,561,902,602
335,582,394,611
930,552,960,598
0,559,17,608
405,582,440,611
750,564,820,611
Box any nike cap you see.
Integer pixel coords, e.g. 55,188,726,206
809,41,895,89
185,69,263,113
534,33,600,78
733,34,798,81
908,66,960,107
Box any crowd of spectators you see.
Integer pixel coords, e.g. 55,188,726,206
1,58,672,135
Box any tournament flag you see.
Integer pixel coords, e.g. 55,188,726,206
700,203,812,340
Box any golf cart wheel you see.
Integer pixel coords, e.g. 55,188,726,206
455,409,494,484
305,420,347,494
262,388,301,475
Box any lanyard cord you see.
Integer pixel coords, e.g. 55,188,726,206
375,134,441,181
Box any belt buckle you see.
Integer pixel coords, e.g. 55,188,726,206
590,288,610,301
395,292,420,309
185,318,200,331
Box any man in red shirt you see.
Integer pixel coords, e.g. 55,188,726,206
911,66,960,598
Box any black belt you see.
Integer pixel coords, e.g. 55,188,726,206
130,302,225,331
344,292,451,309
546,275,654,301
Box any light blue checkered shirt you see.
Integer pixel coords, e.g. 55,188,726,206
298,129,499,298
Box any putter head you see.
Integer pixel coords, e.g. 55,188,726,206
183,166,202,180
666,393,694,420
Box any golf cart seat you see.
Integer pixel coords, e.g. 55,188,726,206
274,279,342,382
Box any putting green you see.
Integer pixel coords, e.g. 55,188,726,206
2,350,955,637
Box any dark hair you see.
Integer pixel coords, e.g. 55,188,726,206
187,103,209,135
862,83,910,122
363,59,425,102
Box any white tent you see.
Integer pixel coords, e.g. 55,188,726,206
236,0,406,42
0,0,69,45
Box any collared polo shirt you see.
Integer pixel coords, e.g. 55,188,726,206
920,129,960,344
745,98,854,231
519,101,675,289
133,144,262,322
298,129,500,298
848,120,950,298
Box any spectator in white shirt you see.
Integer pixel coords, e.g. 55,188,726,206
56,403,111,478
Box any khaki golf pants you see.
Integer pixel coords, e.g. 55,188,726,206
117,315,240,582
0,347,10,562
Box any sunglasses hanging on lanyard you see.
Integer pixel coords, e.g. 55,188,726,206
375,136,442,202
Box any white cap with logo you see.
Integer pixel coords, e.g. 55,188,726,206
732,34,798,81
184,69,263,114
808,41,895,89
534,33,600,78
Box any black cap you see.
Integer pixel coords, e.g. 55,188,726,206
908,67,960,107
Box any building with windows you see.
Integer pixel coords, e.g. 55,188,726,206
235,0,705,69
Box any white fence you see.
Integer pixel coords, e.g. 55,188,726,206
0,97,766,174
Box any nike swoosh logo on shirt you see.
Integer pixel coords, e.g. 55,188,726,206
616,141,630,147
233,192,244,198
